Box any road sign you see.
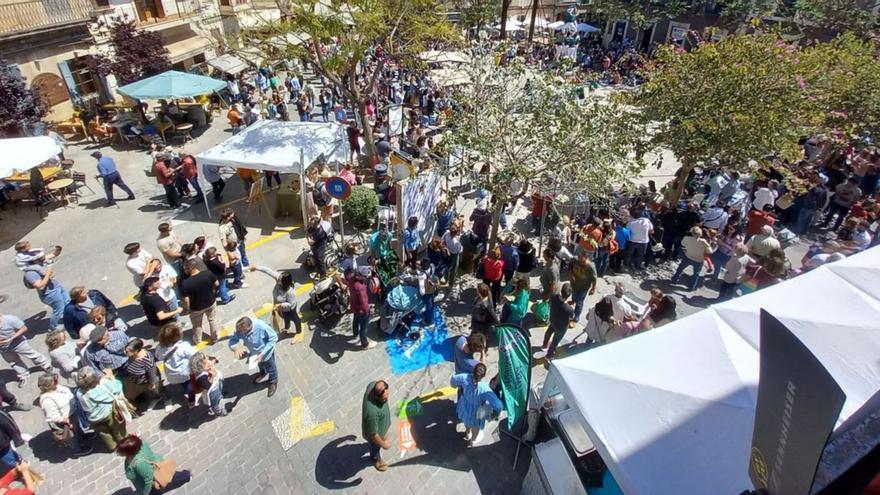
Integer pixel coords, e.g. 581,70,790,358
325,176,352,200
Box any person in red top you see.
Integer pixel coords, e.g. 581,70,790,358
0,461,35,495
578,220,604,259
531,191,553,234
152,158,180,208
480,246,505,308
347,266,374,349
747,204,776,238
347,122,362,161
180,154,204,203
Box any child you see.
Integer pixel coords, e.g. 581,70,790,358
450,363,504,446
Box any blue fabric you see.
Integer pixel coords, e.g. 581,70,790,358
387,285,420,312
614,227,631,251
403,227,420,251
453,335,479,374
386,307,451,375
258,353,278,384
450,374,503,429
228,317,277,360
117,71,226,100
96,156,117,176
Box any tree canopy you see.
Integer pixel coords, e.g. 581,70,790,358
0,60,47,136
91,20,171,86
443,55,646,242
238,0,457,158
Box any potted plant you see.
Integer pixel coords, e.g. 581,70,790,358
342,185,378,230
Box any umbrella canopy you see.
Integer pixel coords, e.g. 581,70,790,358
0,136,62,179
548,20,565,29
577,23,601,33
117,70,226,100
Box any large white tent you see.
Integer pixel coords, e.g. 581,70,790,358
546,246,880,495
0,136,62,179
195,120,350,173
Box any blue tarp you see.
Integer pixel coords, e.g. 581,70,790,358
117,70,226,100
386,307,452,375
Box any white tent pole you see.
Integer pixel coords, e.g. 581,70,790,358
299,149,307,228
199,161,211,219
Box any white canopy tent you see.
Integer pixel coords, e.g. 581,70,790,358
429,68,470,88
545,246,880,495
195,120,350,222
196,120,349,173
0,136,62,179
418,50,469,64
207,53,249,75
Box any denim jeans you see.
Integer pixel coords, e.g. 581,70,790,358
237,242,250,267
41,285,70,330
595,248,609,276
571,289,588,322
352,312,370,346
162,183,179,208
102,171,134,202
672,258,704,291
709,250,731,282
625,242,649,269
207,378,224,415
188,177,204,201
369,440,381,461
217,278,232,303
258,352,278,384
229,261,243,286
795,207,815,235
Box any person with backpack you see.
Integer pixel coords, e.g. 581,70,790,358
218,208,249,268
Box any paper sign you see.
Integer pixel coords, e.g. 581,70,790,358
247,355,260,371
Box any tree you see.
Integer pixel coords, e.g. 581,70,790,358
238,0,457,161
794,0,879,39
0,60,47,136
454,0,500,38
800,33,880,150
580,0,779,30
442,55,647,247
625,34,813,202
91,20,172,86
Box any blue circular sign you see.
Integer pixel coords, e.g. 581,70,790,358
325,176,352,200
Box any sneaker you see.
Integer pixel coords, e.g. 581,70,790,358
374,459,388,472
21,433,32,443
364,341,377,349
9,403,31,412
72,446,93,457
252,373,268,384
267,383,277,397
17,376,27,388
239,283,250,289
164,403,174,413
472,430,485,444
218,295,236,305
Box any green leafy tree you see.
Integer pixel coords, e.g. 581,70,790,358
454,0,500,38
0,60,47,136
626,34,812,202
238,0,457,160
794,0,879,39
443,55,647,246
581,0,779,29
90,20,172,85
800,33,880,150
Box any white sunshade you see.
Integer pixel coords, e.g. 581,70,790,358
577,22,601,33
429,68,470,88
418,50,469,64
207,53,249,75
549,246,880,495
548,20,565,29
0,136,62,179
195,120,350,173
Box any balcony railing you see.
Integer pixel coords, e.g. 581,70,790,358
0,0,94,35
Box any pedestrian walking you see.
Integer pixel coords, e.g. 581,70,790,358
91,151,135,206
450,363,503,446
153,157,180,208
250,265,303,338
347,266,375,349
219,208,250,267
362,380,391,472
154,323,196,410
181,260,220,345
0,314,53,387
116,434,190,494
180,154,204,204
542,282,575,359
203,164,225,202
189,352,225,417
15,242,68,331
229,316,279,397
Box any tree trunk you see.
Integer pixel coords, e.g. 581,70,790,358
669,160,694,205
500,0,510,40
348,79,377,163
489,200,504,251
528,0,539,42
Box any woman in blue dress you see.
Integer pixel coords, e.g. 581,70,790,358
451,363,504,445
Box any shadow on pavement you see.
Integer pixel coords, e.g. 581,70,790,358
308,316,362,365
389,398,525,494
314,434,367,490
157,373,260,431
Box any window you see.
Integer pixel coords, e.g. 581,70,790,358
94,0,109,7
69,57,99,96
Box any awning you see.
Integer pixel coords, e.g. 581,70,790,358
418,50,469,64
207,53,248,75
429,68,470,87
166,37,213,64
117,70,226,100
0,136,62,179
270,32,311,48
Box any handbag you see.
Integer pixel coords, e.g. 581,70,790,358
101,382,138,424
270,306,284,332
21,464,44,487
532,300,550,323
150,458,178,489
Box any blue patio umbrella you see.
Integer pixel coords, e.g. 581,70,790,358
117,70,226,100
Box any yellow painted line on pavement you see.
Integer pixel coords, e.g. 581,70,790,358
306,420,335,438
290,397,305,440
418,386,457,404
120,294,136,306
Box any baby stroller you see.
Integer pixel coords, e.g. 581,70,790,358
380,284,425,338
308,276,349,324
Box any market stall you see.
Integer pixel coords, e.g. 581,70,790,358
532,246,880,495
195,120,350,223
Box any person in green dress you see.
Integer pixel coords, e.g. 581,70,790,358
361,380,391,472
503,277,530,327
116,434,188,495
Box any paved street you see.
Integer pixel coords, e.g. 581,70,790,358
0,112,813,494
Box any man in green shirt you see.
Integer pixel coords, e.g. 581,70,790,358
568,251,597,326
362,380,392,471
